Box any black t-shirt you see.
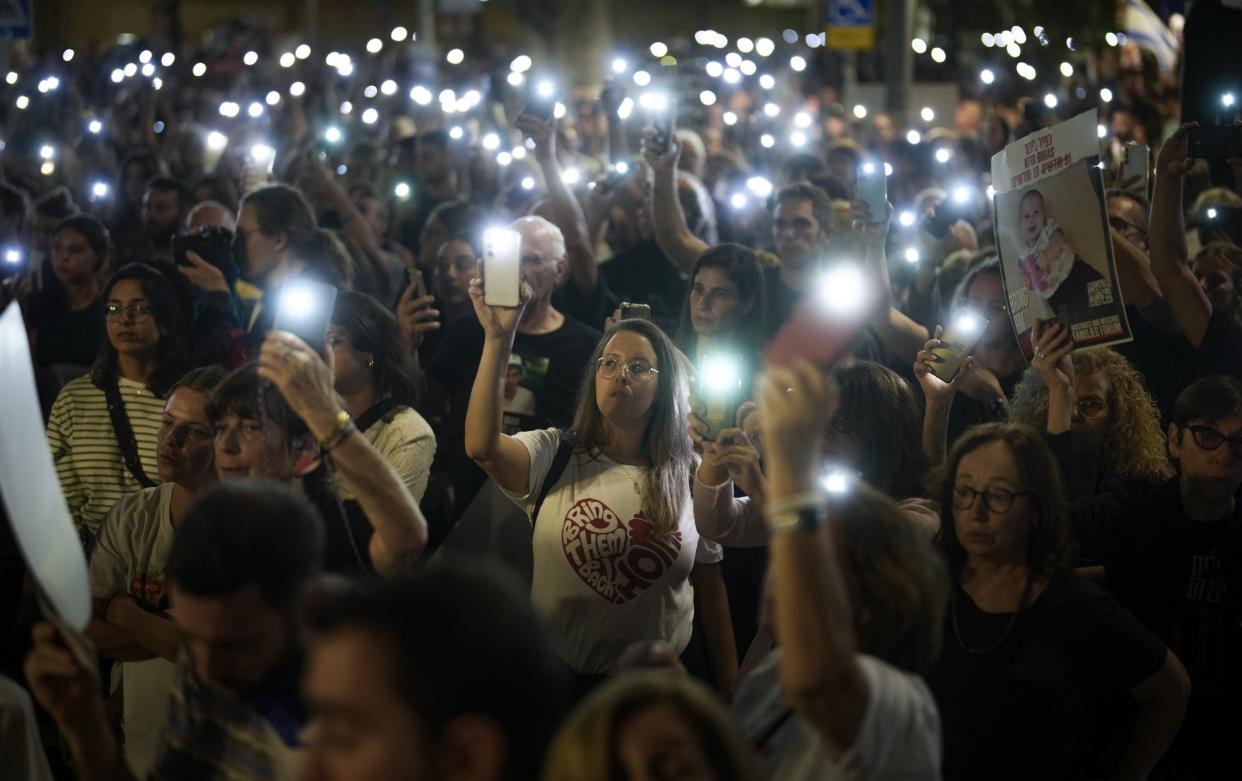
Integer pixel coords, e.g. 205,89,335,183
427,312,600,511
1196,306,1242,381
598,240,687,334
931,572,1166,781
551,275,616,334
763,264,802,341
1114,305,1201,422
1074,478,1242,693
26,292,104,368
945,369,1022,447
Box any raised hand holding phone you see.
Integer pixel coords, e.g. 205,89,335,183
482,228,523,308
856,162,888,224
272,278,338,358
927,309,989,382
470,265,532,341
914,325,976,404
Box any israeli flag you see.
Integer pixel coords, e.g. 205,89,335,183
1124,0,1180,74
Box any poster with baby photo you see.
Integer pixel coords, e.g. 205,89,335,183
991,109,1132,360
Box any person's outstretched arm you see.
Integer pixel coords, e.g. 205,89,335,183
912,328,974,466
758,362,869,759
516,112,598,296
463,280,535,495
1149,123,1213,347
260,332,429,574
644,133,708,273
852,200,930,362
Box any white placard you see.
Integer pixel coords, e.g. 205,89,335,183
0,301,90,630
990,109,1132,358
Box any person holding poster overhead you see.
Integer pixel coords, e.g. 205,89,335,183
991,110,1132,360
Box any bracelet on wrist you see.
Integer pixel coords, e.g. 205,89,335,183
766,504,827,536
318,410,357,452
765,491,825,518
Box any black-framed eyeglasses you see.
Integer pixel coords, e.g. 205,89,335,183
597,357,659,380
952,484,1032,513
105,303,153,322
957,295,1008,316
1186,425,1242,458
1075,396,1108,419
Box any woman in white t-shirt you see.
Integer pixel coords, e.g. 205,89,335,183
464,276,723,682
726,362,949,781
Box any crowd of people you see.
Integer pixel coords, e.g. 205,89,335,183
0,8,1240,780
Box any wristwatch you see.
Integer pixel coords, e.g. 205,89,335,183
766,505,826,535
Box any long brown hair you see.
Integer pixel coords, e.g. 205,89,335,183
830,483,949,676
833,361,929,499
570,320,693,536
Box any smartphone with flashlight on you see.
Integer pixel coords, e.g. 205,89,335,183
765,266,881,371
857,164,887,224
697,352,745,441
619,302,651,321
927,309,989,382
1187,126,1242,158
651,102,677,156
525,81,559,122
273,278,338,357
482,228,522,308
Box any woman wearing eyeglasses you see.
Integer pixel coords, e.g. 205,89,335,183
929,423,1189,781
464,278,726,692
1011,326,1173,498
46,263,193,542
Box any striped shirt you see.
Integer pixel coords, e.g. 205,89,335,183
45,374,165,537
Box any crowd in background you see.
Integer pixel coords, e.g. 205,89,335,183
0,6,1241,781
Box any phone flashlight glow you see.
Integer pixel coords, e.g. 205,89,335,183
821,467,851,495
277,283,319,323
700,353,742,395
817,264,870,316
953,310,983,337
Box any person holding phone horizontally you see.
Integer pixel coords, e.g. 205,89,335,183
463,274,733,695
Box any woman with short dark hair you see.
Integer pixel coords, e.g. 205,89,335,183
929,423,1189,780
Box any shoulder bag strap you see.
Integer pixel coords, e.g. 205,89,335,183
104,379,157,489
531,430,575,532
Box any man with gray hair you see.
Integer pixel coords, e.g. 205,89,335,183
184,200,237,234
426,214,600,511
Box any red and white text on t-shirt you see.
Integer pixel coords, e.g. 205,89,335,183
561,497,682,604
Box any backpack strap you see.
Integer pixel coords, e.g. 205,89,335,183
104,378,157,489
532,430,574,531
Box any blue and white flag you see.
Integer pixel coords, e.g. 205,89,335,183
1124,0,1180,73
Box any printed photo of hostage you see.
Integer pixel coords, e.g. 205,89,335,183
992,109,1133,360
